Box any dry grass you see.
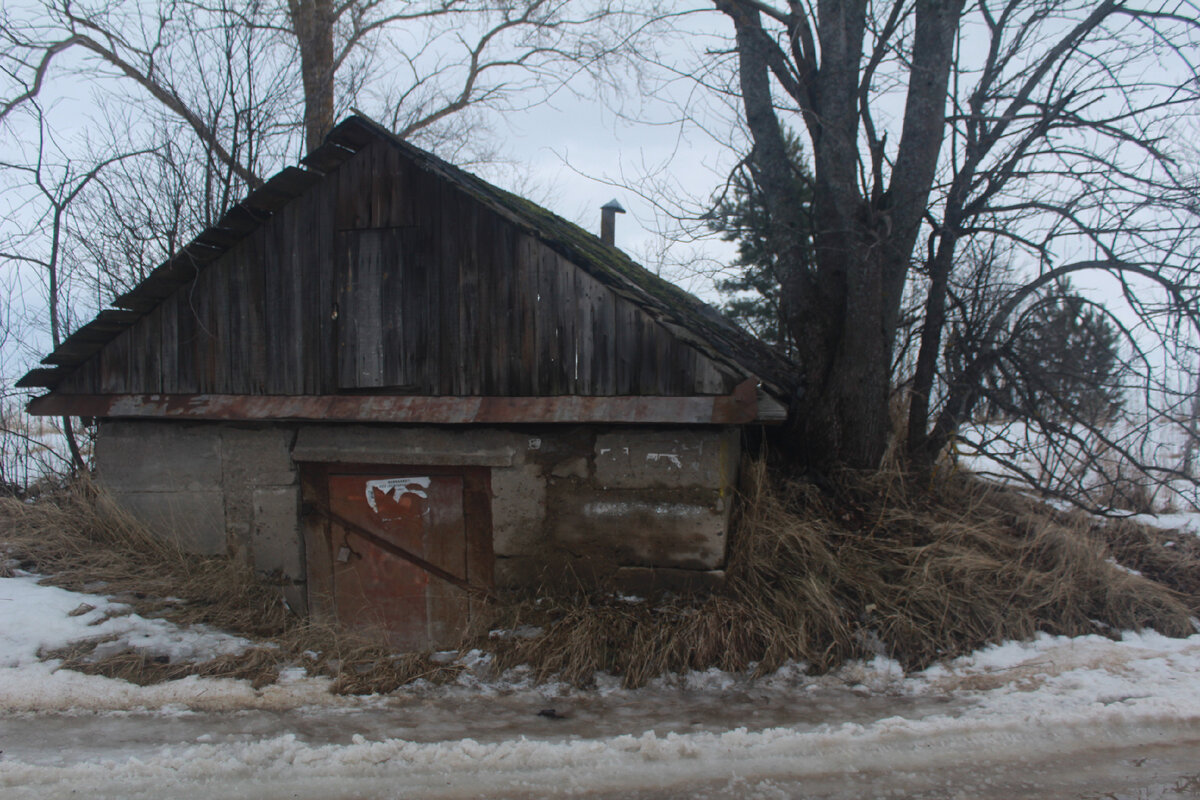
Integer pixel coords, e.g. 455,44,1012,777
276,621,466,694
1096,519,1200,610
488,462,1200,687
3,469,1199,693
41,641,286,688
37,626,464,693
0,480,457,693
0,479,289,637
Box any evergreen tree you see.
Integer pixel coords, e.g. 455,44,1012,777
986,281,1127,424
705,135,814,358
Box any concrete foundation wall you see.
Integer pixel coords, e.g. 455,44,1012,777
95,421,740,599
96,421,304,607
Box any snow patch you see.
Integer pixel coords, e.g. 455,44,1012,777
5,575,1200,797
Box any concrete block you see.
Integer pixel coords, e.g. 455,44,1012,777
96,421,222,493
219,426,296,568
548,487,728,570
521,427,593,469
550,456,589,479
293,425,522,467
594,429,738,490
109,489,227,555
221,426,296,486
222,489,253,563
494,557,541,592
251,486,302,580
614,567,726,596
490,465,547,557
494,554,592,593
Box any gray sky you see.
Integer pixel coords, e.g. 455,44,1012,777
3,1,1197,378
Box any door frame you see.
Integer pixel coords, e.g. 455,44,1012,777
298,461,494,643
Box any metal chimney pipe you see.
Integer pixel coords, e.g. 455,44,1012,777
600,199,625,246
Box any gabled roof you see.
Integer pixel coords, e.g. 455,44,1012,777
19,116,800,407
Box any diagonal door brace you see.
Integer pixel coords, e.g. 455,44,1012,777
306,500,495,601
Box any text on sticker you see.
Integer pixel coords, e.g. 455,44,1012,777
365,477,432,513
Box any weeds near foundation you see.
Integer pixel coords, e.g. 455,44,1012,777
1,479,291,688
0,479,289,637
270,620,465,694
0,480,459,693
40,640,286,689
489,462,1200,687
3,468,1199,693
35,622,463,693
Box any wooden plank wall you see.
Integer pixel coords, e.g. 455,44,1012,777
56,138,737,398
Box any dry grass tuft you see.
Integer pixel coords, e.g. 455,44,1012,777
42,641,285,688
5,469,1199,693
1092,518,1200,612
279,622,466,695
489,462,1199,687
0,480,447,693
0,479,289,638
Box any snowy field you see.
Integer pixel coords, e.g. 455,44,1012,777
958,418,1200,515
2,574,1199,798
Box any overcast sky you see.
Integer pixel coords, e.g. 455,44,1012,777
2,2,1196,381
475,7,744,300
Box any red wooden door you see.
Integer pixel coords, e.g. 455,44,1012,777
326,471,469,650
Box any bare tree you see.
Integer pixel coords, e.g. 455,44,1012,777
0,0,648,489
0,105,151,472
0,0,647,346
1,0,640,179
72,107,268,303
704,0,1199,488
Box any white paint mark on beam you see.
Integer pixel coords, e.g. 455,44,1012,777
583,501,709,518
646,453,682,469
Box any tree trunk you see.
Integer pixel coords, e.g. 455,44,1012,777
719,0,963,470
62,415,85,475
288,0,336,152
1181,367,1200,477
906,234,958,461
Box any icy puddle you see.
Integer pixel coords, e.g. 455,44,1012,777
0,684,963,763
602,740,1200,799
2,700,1196,799
2,670,1198,799
3,574,1200,797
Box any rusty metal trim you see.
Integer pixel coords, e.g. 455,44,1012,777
28,382,778,424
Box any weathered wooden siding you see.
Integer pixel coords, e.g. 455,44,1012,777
56,138,737,397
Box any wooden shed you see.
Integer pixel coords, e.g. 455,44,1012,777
20,116,796,650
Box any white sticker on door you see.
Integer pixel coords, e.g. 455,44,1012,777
364,477,432,513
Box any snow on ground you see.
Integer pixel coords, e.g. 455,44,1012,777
957,418,1200,514
2,573,1200,798
1127,511,1200,537
0,574,253,668
0,573,330,713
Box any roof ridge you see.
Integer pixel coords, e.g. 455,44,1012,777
20,115,799,403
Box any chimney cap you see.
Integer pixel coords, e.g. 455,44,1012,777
601,199,626,213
